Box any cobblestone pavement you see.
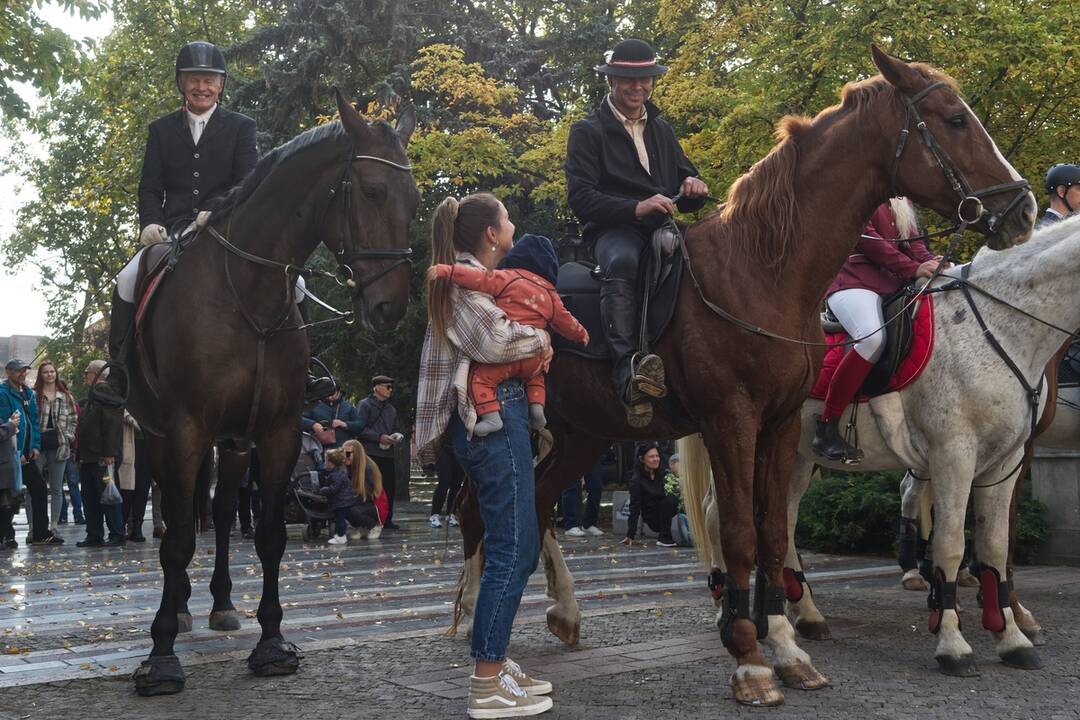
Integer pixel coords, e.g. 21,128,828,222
2,500,1078,719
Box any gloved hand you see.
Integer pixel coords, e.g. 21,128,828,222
139,223,167,247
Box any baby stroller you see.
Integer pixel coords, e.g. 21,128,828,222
287,432,336,541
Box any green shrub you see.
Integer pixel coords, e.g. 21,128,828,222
1013,479,1047,565
794,469,1048,563
795,470,902,555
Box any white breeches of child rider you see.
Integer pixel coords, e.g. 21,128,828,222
827,288,886,362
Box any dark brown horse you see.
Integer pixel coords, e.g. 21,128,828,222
123,92,419,695
456,47,1035,706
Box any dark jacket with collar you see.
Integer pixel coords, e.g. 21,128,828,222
1036,208,1066,230
318,467,357,510
301,397,363,449
137,105,258,230
355,395,399,458
626,466,673,540
74,388,122,464
565,98,705,242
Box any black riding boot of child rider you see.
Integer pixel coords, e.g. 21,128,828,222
600,278,666,429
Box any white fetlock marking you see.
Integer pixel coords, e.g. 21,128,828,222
764,615,812,667
934,609,973,659
788,591,825,625
734,664,773,680
994,608,1034,653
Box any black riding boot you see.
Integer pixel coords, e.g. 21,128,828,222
811,414,863,463
104,289,135,401
600,278,665,428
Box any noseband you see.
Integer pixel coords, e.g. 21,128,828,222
889,81,1030,234
328,150,415,297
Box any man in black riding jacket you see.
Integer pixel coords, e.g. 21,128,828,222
1037,163,1080,229
108,41,333,401
564,38,709,427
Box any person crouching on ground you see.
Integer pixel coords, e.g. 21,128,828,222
621,443,679,547
341,439,387,540
428,233,588,436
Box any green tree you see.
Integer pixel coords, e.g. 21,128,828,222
0,0,106,119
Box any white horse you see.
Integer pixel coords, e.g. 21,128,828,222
681,215,1080,677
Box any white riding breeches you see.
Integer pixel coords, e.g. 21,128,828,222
827,288,886,362
116,250,144,303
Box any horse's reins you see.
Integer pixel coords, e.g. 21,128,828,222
210,148,414,438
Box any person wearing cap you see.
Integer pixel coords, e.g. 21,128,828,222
1,359,62,545
564,38,709,428
107,41,333,405
1038,163,1080,229
74,360,126,547
356,375,402,529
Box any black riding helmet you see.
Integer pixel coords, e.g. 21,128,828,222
1044,163,1080,195
175,41,227,95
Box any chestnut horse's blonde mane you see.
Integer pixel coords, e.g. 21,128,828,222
717,63,957,269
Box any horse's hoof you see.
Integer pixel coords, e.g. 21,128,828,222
774,661,829,690
1020,626,1046,647
730,667,784,706
545,606,581,646
1001,646,1043,670
956,569,980,588
132,654,186,696
247,636,301,676
936,653,979,677
176,612,193,634
902,574,928,592
794,618,832,641
209,609,242,632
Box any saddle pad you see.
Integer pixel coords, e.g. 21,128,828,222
810,294,935,401
553,246,684,359
133,242,175,334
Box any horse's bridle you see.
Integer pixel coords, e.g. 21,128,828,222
327,149,415,297
889,80,1030,236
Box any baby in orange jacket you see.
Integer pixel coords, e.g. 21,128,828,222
428,234,589,436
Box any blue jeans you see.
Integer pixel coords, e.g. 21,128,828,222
561,458,604,529
451,379,539,662
60,459,84,521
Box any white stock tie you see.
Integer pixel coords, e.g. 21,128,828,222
192,119,205,145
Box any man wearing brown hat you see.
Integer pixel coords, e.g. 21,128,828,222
356,375,402,528
565,38,709,428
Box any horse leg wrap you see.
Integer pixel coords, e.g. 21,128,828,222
752,568,784,639
898,517,918,571
927,567,958,635
978,566,1009,633
782,567,805,602
708,568,726,602
719,575,751,648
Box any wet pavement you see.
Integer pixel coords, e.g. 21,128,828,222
1,494,1077,719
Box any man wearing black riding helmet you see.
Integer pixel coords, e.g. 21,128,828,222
564,39,709,428
1038,163,1080,228
109,41,334,402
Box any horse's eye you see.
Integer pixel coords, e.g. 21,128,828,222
946,115,967,129
360,184,386,203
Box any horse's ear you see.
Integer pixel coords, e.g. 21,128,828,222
395,107,416,147
871,44,921,95
334,87,371,141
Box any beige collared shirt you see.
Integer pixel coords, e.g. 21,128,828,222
607,95,650,175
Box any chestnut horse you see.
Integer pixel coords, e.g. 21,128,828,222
122,93,419,695
455,47,1035,706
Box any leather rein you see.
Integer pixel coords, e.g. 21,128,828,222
207,147,414,438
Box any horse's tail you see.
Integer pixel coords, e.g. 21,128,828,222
678,433,714,570
446,561,468,637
